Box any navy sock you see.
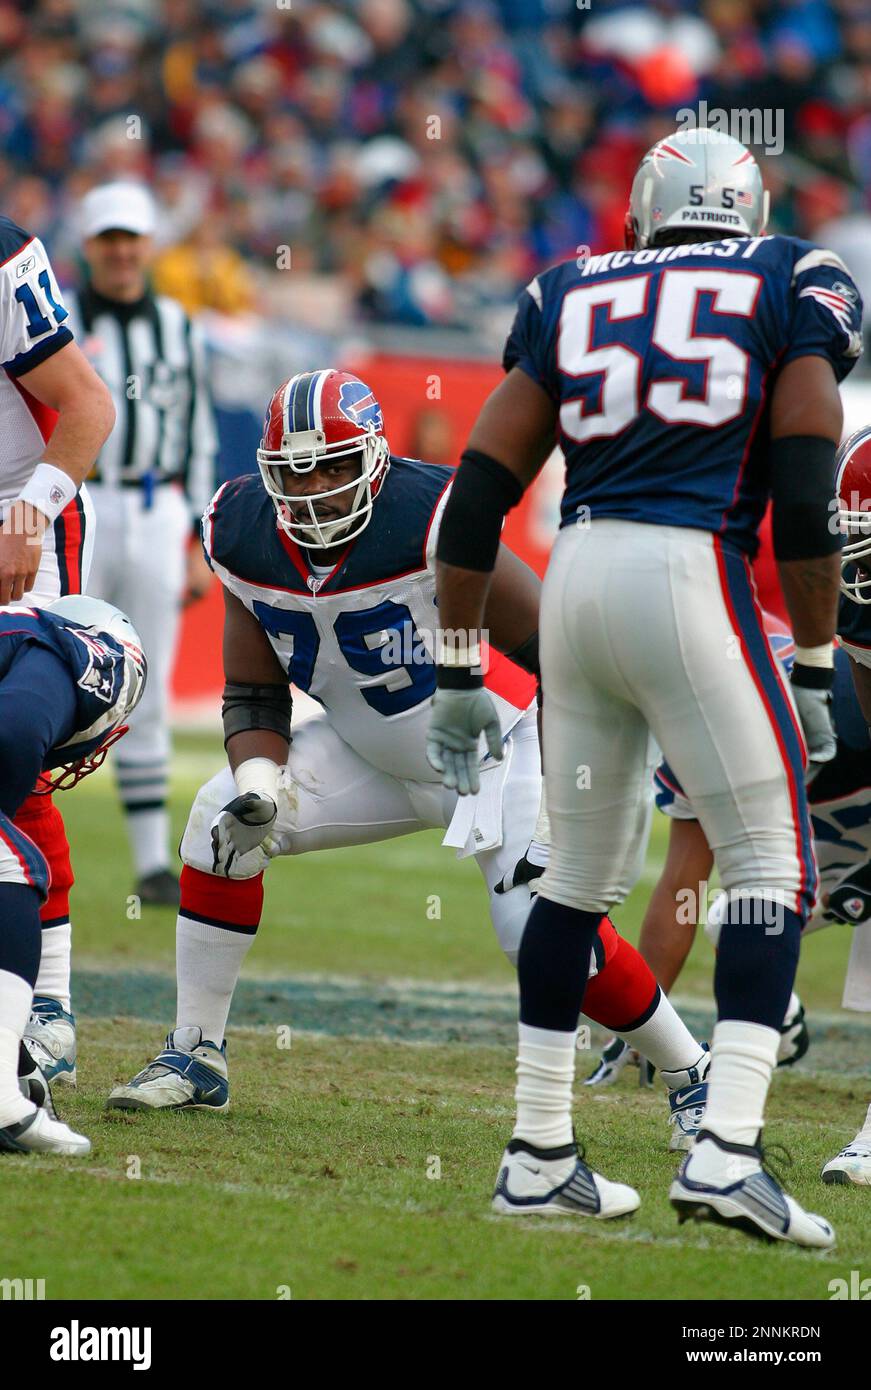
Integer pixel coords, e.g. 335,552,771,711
0,883,42,987
715,897,802,1029
518,897,602,1031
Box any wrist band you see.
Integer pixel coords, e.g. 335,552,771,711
794,643,834,669
234,757,280,802
436,633,482,668
16,462,79,525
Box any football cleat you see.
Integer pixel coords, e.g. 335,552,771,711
584,1037,633,1086
492,1137,640,1219
821,1138,871,1186
777,997,810,1067
670,1128,835,1248
22,997,77,1087
663,1048,710,1153
0,1105,91,1157
666,1083,709,1152
106,1027,229,1112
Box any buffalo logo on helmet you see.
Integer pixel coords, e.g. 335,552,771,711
837,426,871,604
337,380,384,433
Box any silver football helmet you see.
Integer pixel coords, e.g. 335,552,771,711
47,595,147,722
626,127,769,250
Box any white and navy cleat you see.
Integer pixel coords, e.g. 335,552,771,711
663,1048,710,1153
670,1128,835,1249
22,996,77,1087
492,1137,640,1219
821,1139,871,1186
106,1027,229,1112
0,1105,91,1157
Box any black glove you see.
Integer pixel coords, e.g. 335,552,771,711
827,859,871,925
494,840,548,895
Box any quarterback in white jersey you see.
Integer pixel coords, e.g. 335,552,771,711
1,214,116,1095
107,368,714,1125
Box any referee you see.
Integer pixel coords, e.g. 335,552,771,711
65,182,217,906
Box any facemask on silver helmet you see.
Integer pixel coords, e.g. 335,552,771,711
627,127,769,250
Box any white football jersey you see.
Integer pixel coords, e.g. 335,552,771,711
0,218,73,501
202,458,532,784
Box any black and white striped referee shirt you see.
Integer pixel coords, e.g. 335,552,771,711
63,284,217,521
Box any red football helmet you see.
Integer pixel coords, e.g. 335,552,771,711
837,425,871,604
256,368,390,549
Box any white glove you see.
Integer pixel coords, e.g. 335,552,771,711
210,792,278,876
426,685,503,796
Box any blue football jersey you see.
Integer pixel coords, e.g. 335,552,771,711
202,457,530,783
0,608,131,766
505,234,863,556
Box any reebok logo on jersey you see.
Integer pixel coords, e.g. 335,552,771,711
16,255,36,278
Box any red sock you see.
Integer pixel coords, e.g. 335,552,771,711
14,792,73,921
179,864,264,931
585,923,659,1031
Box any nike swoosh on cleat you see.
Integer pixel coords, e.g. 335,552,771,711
671,1087,704,1107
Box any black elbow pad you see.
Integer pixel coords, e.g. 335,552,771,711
770,436,842,561
436,449,524,572
222,682,292,748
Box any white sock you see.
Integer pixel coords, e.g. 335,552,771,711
686,1020,779,1182
615,992,705,1080
129,807,171,879
855,1102,871,1146
783,990,801,1024
34,921,71,1013
175,914,256,1046
0,970,37,1127
514,1022,577,1149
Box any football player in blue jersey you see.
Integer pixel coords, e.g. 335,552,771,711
107,368,713,1133
428,126,864,1244
0,596,145,1155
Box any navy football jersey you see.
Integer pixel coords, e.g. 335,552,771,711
505,234,863,555
203,457,530,783
0,608,130,766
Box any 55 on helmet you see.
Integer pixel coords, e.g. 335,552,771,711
837,425,871,604
257,368,390,550
626,127,769,250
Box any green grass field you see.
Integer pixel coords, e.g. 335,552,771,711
2,731,869,1301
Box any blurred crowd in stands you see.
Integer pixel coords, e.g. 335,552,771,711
2,0,871,338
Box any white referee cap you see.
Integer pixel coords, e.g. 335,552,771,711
80,182,157,239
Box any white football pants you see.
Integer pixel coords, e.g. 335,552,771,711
537,520,816,918
181,709,542,965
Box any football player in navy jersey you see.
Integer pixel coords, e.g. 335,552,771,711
428,127,863,1244
107,369,713,1135
0,596,145,1155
